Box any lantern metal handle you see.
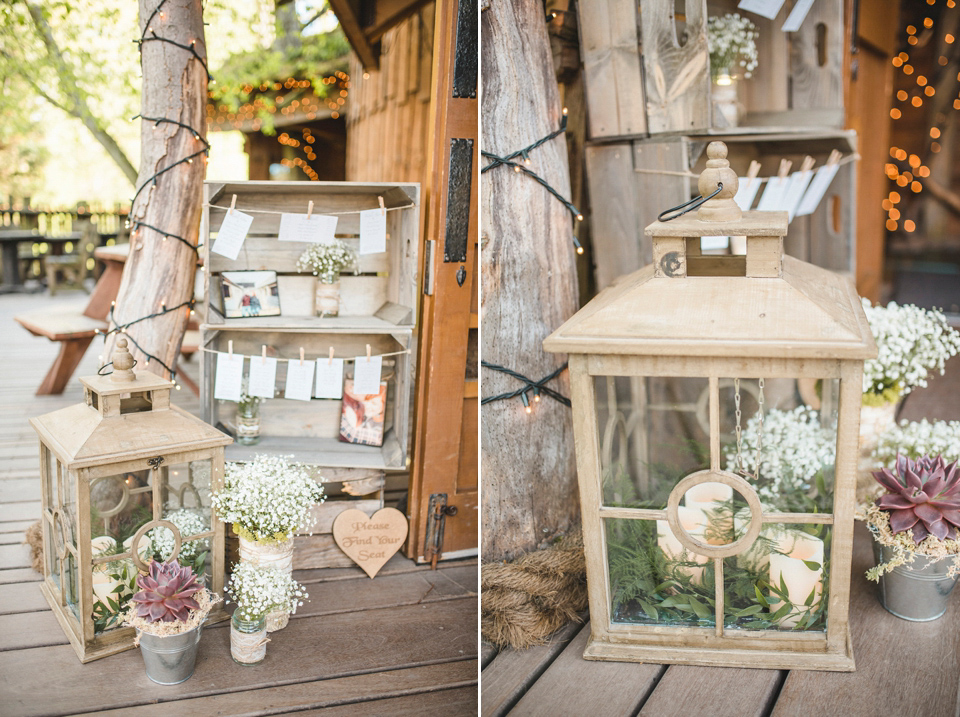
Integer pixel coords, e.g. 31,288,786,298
657,183,723,222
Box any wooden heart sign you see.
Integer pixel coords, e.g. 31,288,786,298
332,507,408,578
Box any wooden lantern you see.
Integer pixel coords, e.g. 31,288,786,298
544,142,876,671
30,339,233,663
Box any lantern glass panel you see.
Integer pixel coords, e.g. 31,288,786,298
153,459,214,580
595,376,710,510
724,523,832,633
43,445,57,508
718,377,839,514
89,469,154,553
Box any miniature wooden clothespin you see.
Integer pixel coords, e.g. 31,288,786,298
229,194,237,214
228,340,233,355
827,149,842,166
378,196,385,216
328,347,335,365
261,345,267,365
747,160,761,182
307,201,314,219
800,156,815,174
300,347,305,366
366,344,372,362
778,159,792,181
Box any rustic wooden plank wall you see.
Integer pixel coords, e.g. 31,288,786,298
345,6,436,184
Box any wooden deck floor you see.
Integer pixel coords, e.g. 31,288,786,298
483,353,960,717
0,292,478,716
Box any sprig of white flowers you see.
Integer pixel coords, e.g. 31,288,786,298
707,13,759,80
149,509,209,561
296,240,358,279
212,455,324,542
725,406,836,502
226,561,307,621
872,419,960,468
861,299,960,402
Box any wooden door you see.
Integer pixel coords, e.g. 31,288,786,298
406,0,478,563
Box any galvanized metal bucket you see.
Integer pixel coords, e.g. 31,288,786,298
137,626,202,685
874,543,958,622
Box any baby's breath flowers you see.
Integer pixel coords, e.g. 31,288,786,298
873,419,960,469
296,240,357,280
149,509,209,562
212,455,323,543
226,562,307,621
707,13,759,80
861,299,960,405
725,406,836,504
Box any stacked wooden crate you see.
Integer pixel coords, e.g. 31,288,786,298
199,180,419,568
578,0,854,290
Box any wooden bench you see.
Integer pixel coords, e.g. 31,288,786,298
14,244,127,395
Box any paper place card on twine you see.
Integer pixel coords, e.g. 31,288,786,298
278,213,338,244
214,352,244,402
359,208,387,255
315,358,345,399
211,210,254,260
284,359,315,401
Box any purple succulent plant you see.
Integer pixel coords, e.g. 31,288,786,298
873,454,960,544
132,559,202,623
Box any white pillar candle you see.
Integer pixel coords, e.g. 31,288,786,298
768,533,824,628
91,536,118,604
685,482,734,544
657,507,710,583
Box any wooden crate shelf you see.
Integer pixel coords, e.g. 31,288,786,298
586,130,856,290
199,180,419,475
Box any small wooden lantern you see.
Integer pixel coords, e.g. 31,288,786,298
544,142,876,671
30,339,233,663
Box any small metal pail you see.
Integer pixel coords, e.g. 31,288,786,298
874,543,958,622
137,626,202,685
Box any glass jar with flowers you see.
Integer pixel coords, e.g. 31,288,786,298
296,240,358,317
235,389,263,446
859,300,960,493
227,560,308,638
707,13,758,127
212,454,323,576
863,454,960,621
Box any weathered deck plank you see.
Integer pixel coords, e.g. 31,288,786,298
510,622,663,716
281,687,478,715
639,666,783,717
76,660,478,716
480,619,584,717
0,597,476,716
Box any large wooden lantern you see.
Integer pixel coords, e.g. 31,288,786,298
30,339,233,663
544,143,876,671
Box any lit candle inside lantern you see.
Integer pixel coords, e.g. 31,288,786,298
657,507,709,583
684,482,734,544
768,533,824,627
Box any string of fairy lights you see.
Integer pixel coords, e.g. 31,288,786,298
481,362,570,413
481,108,586,256
882,2,958,234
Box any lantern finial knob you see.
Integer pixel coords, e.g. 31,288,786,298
110,338,137,383
697,141,741,223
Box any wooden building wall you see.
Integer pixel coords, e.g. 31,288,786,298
344,6,436,183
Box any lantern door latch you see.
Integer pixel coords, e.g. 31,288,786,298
424,493,457,569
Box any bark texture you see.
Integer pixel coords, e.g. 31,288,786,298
480,0,580,562
104,0,207,379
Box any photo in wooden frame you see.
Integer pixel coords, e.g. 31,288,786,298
220,270,281,318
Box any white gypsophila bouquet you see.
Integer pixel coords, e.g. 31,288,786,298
238,377,265,413
296,240,357,279
725,406,836,502
149,509,209,561
212,454,323,543
861,299,960,404
707,13,758,80
873,419,960,469
226,561,307,621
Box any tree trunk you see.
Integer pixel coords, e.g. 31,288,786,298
480,0,580,562
103,0,207,380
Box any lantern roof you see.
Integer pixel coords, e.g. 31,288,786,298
30,340,231,470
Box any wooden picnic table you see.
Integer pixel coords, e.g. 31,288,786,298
0,231,79,292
